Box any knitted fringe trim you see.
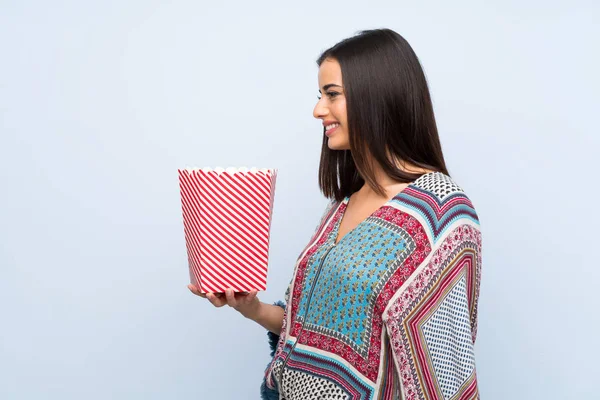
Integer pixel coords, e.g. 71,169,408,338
260,300,286,400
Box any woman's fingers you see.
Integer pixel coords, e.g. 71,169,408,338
244,290,258,303
187,284,206,297
225,288,238,308
206,292,227,307
188,285,259,310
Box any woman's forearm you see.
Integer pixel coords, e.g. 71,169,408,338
249,301,285,335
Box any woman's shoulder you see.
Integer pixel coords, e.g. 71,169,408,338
412,171,467,199
405,171,480,227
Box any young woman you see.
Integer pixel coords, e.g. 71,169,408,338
189,28,482,400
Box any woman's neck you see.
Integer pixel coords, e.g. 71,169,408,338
358,156,434,200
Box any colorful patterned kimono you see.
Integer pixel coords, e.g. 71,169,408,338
261,172,482,400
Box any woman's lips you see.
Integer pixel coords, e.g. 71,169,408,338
325,125,339,136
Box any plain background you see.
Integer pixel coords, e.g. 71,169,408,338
1,1,598,399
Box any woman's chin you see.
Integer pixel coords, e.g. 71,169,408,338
327,140,349,150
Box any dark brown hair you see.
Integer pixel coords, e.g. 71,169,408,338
316,28,449,202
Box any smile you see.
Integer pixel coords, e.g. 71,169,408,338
325,123,340,136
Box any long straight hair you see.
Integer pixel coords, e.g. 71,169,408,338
316,28,449,202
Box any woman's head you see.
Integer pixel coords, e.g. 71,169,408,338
313,28,449,201
313,58,348,151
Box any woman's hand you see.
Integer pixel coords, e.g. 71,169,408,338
187,284,262,320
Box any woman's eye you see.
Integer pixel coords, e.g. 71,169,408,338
317,92,339,100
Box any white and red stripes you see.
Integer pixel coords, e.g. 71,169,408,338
179,168,277,293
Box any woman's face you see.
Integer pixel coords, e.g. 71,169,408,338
313,58,349,150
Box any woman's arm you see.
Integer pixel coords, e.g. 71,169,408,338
187,285,285,334
384,222,482,399
248,301,285,334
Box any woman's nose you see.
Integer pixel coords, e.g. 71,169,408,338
313,101,327,119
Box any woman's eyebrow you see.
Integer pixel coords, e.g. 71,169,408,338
318,84,343,92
